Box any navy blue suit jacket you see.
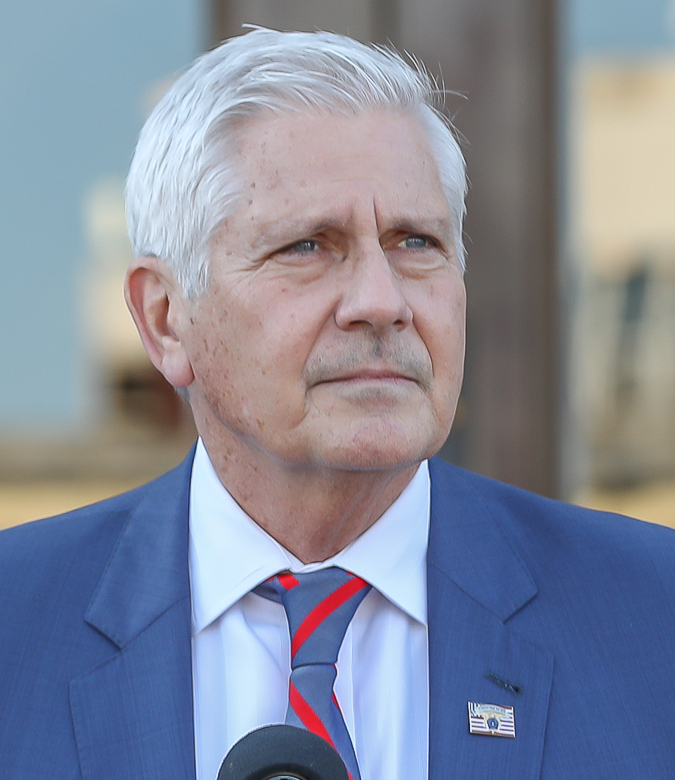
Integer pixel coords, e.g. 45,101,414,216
1,451,675,778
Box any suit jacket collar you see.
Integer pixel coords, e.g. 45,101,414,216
71,449,197,780
428,457,538,621
84,451,194,647
84,452,538,650
427,458,553,780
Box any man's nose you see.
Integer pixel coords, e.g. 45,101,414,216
334,242,413,331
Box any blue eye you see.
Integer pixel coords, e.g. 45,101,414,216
400,235,431,249
290,239,319,253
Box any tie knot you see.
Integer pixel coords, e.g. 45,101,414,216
256,568,371,667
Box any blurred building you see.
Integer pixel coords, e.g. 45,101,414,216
566,0,675,518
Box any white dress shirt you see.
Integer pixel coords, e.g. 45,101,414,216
189,439,430,780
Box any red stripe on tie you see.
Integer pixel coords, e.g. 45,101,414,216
291,576,368,660
289,681,335,749
278,572,300,590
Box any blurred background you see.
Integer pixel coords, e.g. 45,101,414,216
2,0,675,530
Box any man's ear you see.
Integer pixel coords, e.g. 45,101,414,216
124,257,195,389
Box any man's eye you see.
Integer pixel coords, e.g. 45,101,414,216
288,239,319,254
399,235,433,250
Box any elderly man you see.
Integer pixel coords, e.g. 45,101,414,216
1,28,674,780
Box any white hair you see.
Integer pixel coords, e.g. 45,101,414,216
125,27,467,296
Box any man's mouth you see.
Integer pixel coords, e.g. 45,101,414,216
315,369,417,385
304,341,433,390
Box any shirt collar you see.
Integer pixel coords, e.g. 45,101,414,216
189,438,430,633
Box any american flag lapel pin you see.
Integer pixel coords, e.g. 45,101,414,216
468,701,516,738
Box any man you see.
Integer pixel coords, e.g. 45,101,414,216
1,27,674,780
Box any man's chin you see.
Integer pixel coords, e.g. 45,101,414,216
310,418,446,473
311,378,426,412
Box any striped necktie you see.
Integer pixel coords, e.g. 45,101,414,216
255,568,371,780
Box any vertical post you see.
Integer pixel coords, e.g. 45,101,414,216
399,0,560,496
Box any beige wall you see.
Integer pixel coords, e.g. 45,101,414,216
574,58,675,275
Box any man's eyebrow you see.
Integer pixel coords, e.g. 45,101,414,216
385,215,453,235
249,212,454,252
250,217,350,250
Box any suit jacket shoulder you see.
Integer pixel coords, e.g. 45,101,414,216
427,457,675,780
428,456,675,621
0,452,196,780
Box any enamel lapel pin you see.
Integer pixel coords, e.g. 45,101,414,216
468,702,516,738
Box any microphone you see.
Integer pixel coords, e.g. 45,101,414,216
217,724,349,780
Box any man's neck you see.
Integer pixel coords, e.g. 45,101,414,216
199,437,419,563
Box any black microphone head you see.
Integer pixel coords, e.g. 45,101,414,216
217,724,350,780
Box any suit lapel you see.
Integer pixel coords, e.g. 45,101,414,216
427,459,553,780
70,452,197,780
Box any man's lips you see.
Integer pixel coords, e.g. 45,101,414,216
313,369,419,386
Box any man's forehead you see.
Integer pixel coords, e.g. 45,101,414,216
232,110,449,206
236,108,435,170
